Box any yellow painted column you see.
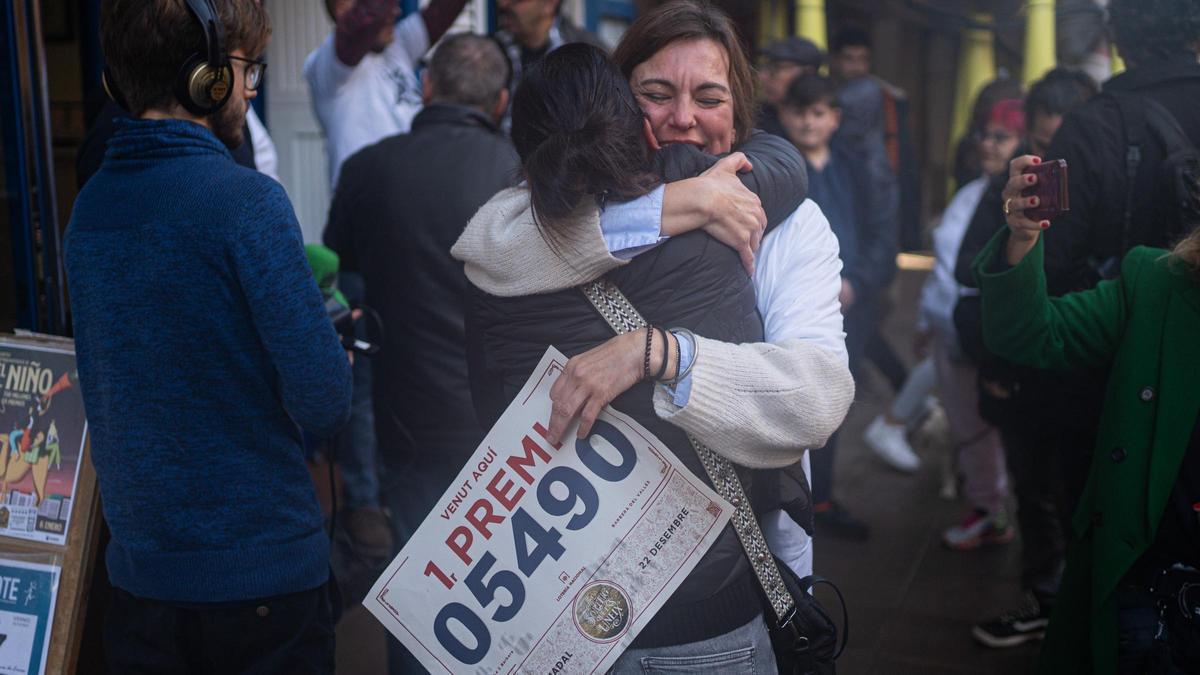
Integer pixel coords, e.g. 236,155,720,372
1111,42,1126,76
759,0,786,46
1022,0,1056,85
795,0,827,51
947,14,997,198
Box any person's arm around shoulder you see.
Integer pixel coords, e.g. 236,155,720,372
600,134,808,275
976,155,1135,372
234,181,352,438
658,131,808,229
604,152,769,275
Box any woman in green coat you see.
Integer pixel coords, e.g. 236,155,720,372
976,154,1200,674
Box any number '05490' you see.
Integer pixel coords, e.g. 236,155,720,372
434,420,638,665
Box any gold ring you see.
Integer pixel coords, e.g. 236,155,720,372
1003,197,1013,216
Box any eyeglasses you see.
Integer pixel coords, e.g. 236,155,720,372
228,55,267,91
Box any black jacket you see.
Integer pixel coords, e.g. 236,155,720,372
324,104,519,478
467,231,766,650
1042,56,1200,295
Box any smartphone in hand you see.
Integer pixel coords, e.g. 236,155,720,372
1021,159,1069,221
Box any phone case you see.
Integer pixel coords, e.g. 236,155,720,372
1021,159,1069,221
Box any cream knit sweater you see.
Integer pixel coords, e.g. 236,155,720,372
452,187,853,470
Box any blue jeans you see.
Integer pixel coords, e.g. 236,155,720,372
335,273,381,509
1117,585,1183,675
607,615,777,674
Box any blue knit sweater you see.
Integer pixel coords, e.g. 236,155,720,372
65,118,352,602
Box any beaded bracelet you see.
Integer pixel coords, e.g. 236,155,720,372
641,324,653,380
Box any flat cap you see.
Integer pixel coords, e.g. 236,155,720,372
760,37,824,67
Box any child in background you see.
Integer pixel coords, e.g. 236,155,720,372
777,75,909,539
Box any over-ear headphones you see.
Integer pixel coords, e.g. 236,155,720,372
103,0,234,116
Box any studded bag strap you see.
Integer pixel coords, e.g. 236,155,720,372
579,278,796,624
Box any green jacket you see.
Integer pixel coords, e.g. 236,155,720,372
974,232,1200,675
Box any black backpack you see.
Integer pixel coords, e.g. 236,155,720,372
1097,92,1200,278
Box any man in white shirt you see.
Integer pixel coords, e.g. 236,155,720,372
304,0,468,186
245,106,278,182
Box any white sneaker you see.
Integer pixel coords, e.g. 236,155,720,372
863,415,921,473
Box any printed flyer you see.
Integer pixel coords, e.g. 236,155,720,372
0,340,86,547
365,347,733,674
0,557,60,675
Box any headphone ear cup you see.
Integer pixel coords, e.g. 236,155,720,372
175,54,233,115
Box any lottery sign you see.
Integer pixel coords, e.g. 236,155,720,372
365,347,732,674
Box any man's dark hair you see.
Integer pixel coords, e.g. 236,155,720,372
428,34,510,110
512,43,659,233
613,0,758,147
782,74,839,111
100,0,270,116
1024,67,1097,128
831,26,871,54
1108,0,1200,64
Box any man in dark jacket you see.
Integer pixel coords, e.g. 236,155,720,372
324,31,517,539
1042,2,1200,296
323,32,518,673
755,36,823,140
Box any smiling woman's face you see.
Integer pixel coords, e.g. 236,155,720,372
630,38,736,155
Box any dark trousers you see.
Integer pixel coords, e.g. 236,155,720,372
1117,585,1188,675
1000,425,1068,596
104,581,338,675
999,418,1095,597
380,430,481,675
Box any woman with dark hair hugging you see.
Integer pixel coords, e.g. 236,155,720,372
453,32,852,675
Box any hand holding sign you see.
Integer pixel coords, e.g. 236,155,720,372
365,347,731,674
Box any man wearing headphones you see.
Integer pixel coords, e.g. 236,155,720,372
66,1,352,672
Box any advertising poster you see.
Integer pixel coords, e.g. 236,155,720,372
0,557,60,675
365,347,732,674
0,341,86,547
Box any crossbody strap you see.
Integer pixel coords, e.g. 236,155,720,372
579,278,796,625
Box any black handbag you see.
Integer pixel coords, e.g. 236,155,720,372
770,560,848,675
579,278,849,674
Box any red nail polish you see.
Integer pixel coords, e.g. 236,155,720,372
1032,156,1041,164
1030,197,1039,206
1040,221,1050,229
1026,175,1035,184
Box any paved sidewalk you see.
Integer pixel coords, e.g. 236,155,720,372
815,269,1040,674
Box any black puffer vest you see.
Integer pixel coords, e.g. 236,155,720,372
466,229,765,648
